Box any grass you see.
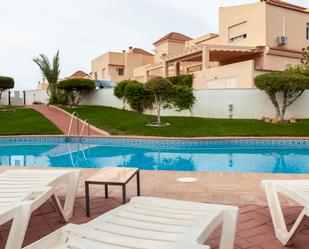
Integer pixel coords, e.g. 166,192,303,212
63,105,309,137
0,107,62,135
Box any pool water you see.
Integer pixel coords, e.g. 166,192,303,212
1,137,309,173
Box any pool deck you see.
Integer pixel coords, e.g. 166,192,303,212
1,168,309,249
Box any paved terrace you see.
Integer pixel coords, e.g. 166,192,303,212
1,169,309,249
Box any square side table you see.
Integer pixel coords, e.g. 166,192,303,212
85,167,140,217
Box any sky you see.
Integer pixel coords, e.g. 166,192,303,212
0,0,308,90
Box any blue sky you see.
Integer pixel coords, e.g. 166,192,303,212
0,0,308,90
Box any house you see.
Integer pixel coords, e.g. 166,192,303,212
91,47,154,83
67,70,90,79
132,0,309,89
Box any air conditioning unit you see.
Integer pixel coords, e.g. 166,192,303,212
277,36,288,45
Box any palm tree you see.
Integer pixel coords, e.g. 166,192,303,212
33,51,60,100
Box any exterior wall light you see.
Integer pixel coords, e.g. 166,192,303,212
228,102,233,119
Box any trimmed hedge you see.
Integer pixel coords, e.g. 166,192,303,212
254,72,309,94
57,78,95,90
0,76,14,90
167,74,193,88
57,78,95,106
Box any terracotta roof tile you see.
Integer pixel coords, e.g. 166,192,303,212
69,70,89,78
132,48,154,56
153,32,192,46
262,0,307,12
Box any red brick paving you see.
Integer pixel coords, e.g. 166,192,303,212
0,197,309,249
30,105,106,136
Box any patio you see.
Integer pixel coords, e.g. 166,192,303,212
1,169,309,249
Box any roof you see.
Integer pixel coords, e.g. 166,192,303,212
262,0,307,12
153,32,192,46
68,70,89,78
132,48,154,56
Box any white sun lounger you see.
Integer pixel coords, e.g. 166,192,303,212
0,169,80,249
25,196,239,249
262,180,309,246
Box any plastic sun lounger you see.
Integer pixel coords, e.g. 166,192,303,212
0,169,80,249
25,197,239,249
262,180,309,246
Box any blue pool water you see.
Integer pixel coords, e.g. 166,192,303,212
1,136,309,173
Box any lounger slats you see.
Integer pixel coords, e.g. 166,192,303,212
0,169,80,249
131,203,206,215
68,228,175,249
25,197,238,249
123,206,200,220
94,223,183,242
105,216,187,233
115,211,193,226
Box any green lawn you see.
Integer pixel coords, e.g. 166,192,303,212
0,107,62,135
63,105,309,137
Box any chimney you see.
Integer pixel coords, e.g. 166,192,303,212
122,50,126,53
128,46,133,53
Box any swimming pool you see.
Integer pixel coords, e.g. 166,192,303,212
1,136,309,173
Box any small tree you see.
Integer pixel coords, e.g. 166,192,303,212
0,76,14,102
124,81,153,113
57,78,95,106
145,77,172,125
114,80,130,109
254,71,309,120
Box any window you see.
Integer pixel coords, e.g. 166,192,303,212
229,21,247,43
116,68,124,76
102,68,105,78
94,72,98,80
306,23,309,40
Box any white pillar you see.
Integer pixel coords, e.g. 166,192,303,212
202,46,210,70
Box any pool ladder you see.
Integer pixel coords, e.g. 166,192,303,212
68,111,91,137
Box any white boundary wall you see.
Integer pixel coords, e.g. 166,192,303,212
0,91,9,105
24,89,49,105
25,88,309,119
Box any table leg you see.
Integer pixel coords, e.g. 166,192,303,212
137,171,141,196
85,182,90,217
105,184,109,199
122,185,126,204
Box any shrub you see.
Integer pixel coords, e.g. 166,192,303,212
114,80,131,109
0,76,14,101
57,78,95,106
167,74,193,88
168,85,196,112
254,71,309,120
124,81,153,113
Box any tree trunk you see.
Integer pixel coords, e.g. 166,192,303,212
268,93,281,119
123,99,126,109
281,92,288,120
155,95,161,125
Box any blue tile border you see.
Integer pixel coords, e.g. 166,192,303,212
1,136,309,149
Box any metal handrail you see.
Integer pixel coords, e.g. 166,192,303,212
68,111,79,136
80,119,88,136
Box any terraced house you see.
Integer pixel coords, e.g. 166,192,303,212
92,0,309,89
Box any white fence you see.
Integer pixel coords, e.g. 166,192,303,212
23,88,309,119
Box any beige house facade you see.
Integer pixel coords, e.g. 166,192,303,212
91,47,154,83
90,0,308,89
132,0,309,89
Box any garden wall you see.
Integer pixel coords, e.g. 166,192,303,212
25,88,309,119
24,89,49,105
